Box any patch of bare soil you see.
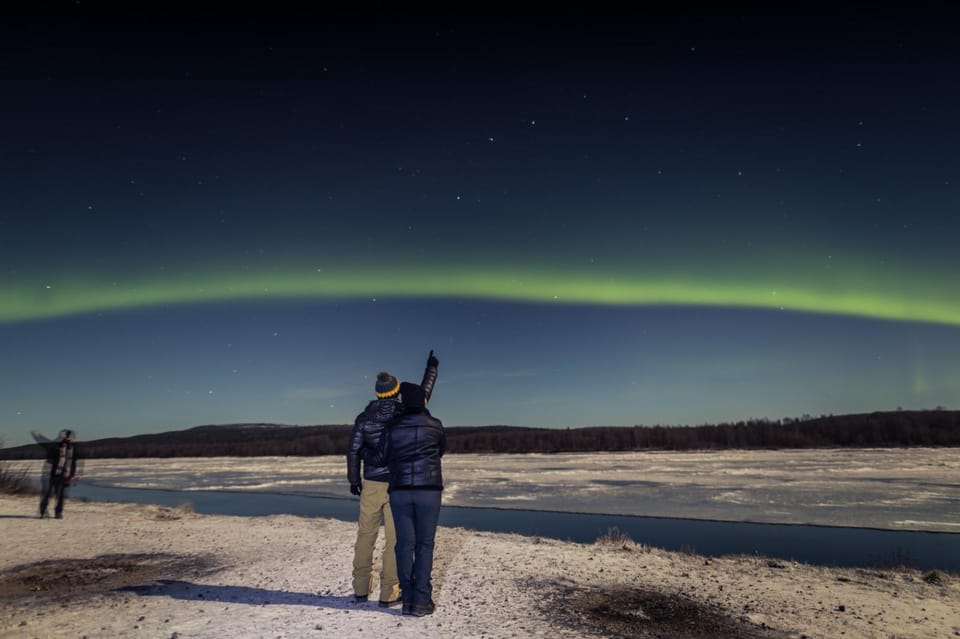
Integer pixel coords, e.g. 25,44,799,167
551,586,790,639
0,553,216,599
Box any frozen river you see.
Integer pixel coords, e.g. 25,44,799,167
18,447,960,533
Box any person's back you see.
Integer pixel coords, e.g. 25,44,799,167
347,393,401,486
382,404,445,491
347,353,438,487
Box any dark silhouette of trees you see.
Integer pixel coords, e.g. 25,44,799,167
0,410,957,460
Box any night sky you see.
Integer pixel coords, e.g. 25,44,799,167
2,5,959,446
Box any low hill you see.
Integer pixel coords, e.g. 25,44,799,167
1,410,957,459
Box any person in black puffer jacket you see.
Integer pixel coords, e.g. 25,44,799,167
346,351,438,606
368,381,446,617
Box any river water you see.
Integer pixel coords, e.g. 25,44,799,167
13,448,958,570
69,481,960,571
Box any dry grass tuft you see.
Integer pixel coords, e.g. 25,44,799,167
596,526,632,545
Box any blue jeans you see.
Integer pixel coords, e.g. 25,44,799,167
389,489,442,607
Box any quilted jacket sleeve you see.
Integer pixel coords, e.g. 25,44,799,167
421,361,438,402
346,413,365,485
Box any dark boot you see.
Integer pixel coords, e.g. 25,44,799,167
412,601,435,617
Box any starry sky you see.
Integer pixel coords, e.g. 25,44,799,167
2,5,959,446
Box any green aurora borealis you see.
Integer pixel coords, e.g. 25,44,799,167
3,6,960,445
4,257,959,326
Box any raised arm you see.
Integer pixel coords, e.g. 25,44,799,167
421,349,439,401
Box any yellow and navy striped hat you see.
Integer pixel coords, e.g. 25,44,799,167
375,371,400,398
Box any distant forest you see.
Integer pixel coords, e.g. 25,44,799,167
1,410,957,459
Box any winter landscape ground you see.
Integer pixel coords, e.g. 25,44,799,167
1,493,958,639
1,448,959,637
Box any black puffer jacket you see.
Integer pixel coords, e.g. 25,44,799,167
369,407,445,491
346,358,439,484
347,398,400,483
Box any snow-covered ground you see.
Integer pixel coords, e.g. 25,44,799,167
15,447,960,531
1,494,957,639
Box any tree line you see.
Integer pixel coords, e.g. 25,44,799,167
0,410,957,460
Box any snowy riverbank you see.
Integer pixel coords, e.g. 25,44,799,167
1,495,957,638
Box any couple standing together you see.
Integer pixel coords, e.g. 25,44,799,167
346,350,444,617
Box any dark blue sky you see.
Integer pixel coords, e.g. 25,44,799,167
2,5,959,446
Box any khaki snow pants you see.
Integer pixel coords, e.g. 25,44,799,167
351,480,400,601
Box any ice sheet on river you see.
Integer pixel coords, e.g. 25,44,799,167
16,447,959,532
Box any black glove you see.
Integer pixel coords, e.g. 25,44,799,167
427,349,439,368
350,483,362,496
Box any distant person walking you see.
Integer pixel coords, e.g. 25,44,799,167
31,429,80,519
368,380,446,617
346,350,438,606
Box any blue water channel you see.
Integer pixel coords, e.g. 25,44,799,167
70,482,959,572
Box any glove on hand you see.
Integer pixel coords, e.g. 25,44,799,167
350,483,362,496
427,349,439,368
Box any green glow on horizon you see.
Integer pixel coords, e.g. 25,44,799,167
2,264,959,326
